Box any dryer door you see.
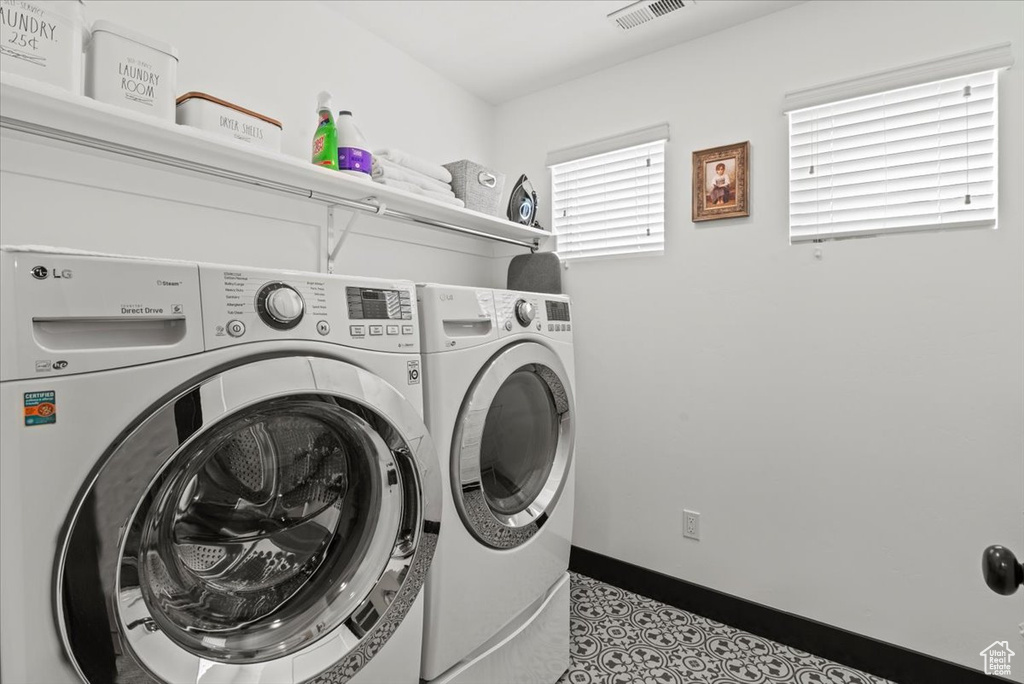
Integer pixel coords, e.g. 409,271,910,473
452,341,574,549
58,356,439,684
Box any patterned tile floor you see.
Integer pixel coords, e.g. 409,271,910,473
558,573,893,684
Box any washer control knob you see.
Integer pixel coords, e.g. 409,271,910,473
504,320,513,331
514,299,535,326
257,282,305,329
226,320,246,337
267,288,303,323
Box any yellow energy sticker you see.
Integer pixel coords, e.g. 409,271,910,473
24,391,56,426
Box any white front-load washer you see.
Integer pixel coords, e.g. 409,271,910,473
0,247,440,684
417,284,576,684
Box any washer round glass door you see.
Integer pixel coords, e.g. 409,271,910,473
452,342,574,549
58,356,440,684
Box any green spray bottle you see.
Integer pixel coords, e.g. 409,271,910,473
311,91,339,169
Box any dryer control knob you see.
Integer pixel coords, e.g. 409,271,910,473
514,299,535,326
257,283,305,329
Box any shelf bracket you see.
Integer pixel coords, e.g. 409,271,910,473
327,199,388,273
328,209,359,273
363,196,388,216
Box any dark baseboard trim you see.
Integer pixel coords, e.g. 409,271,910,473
570,546,1007,684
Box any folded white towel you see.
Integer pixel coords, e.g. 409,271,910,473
372,158,454,196
373,178,465,208
374,148,452,184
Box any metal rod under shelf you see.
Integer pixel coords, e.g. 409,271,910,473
0,115,539,251
309,190,538,250
391,209,536,249
387,207,538,250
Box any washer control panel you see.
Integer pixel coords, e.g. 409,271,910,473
199,265,418,352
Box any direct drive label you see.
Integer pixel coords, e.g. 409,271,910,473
24,391,56,426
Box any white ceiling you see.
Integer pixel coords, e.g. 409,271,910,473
325,0,804,105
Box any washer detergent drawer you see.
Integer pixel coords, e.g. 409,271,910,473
32,316,188,349
0,250,203,381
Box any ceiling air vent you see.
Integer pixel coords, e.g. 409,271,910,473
607,0,688,31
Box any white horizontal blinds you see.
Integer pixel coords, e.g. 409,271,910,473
789,70,998,243
552,140,665,259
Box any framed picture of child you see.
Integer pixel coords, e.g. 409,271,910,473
692,141,749,222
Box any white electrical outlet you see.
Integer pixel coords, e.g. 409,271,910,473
683,510,700,540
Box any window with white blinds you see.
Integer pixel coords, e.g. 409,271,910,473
550,138,666,260
788,70,998,243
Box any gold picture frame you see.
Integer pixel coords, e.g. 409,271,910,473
693,141,749,222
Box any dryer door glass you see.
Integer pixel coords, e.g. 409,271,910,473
480,369,558,515
452,342,575,549
58,357,440,684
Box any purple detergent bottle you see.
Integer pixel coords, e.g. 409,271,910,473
336,110,372,178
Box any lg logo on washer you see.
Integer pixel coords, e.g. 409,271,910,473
30,265,73,280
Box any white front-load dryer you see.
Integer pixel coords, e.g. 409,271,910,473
0,247,440,684
417,284,576,684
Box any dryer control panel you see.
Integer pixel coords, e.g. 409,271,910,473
199,265,418,353
494,290,573,340
417,284,572,353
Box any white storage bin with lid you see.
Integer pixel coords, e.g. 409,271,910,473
85,20,178,120
176,92,283,152
0,0,87,93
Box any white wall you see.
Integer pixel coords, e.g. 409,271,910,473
85,0,494,165
1,0,505,285
493,0,1024,676
3,0,1020,674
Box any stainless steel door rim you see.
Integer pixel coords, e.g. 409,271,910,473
57,355,440,684
451,341,574,549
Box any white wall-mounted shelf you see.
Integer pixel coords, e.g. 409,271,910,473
0,73,548,253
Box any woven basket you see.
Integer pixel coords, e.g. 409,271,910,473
444,160,506,216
